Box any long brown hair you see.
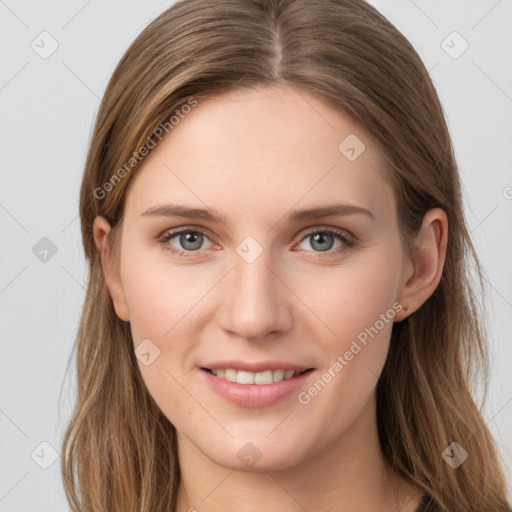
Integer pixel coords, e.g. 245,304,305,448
60,0,511,510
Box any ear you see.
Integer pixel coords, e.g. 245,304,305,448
394,208,448,322
93,216,130,322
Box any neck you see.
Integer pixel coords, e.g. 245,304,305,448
175,393,422,512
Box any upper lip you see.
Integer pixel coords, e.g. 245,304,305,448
202,360,313,373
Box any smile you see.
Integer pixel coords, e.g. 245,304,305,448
200,366,315,408
204,368,309,384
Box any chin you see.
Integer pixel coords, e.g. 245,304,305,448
200,435,309,473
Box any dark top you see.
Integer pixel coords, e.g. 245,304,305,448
414,493,512,512
414,492,512,512
415,493,437,512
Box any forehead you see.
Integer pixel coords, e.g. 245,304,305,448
123,86,394,226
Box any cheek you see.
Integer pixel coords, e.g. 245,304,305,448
295,246,402,348
122,263,199,429
121,246,207,345
291,248,401,423
119,248,215,418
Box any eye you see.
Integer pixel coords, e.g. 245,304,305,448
296,227,355,257
159,228,216,257
158,226,356,259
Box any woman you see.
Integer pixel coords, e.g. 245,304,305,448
60,0,512,510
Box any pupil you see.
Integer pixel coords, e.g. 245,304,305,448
312,233,333,252
181,232,202,250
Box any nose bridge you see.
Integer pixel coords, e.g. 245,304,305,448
218,238,290,339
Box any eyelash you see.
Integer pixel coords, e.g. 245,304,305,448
158,226,356,259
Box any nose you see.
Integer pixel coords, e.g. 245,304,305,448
216,249,293,341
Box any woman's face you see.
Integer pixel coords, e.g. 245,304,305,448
101,85,414,471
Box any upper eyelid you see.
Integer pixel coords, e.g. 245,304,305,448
301,225,353,238
159,225,216,243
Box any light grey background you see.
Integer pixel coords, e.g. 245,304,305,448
0,0,511,510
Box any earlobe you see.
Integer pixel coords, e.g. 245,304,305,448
394,208,448,322
93,216,130,322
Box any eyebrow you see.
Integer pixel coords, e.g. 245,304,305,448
140,202,374,224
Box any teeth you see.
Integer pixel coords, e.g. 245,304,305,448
273,369,284,382
209,368,300,384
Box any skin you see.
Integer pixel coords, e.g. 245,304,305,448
93,85,448,512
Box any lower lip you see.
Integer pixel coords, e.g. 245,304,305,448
200,368,315,408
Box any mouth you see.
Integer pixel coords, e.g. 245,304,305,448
201,367,314,385
200,363,316,408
